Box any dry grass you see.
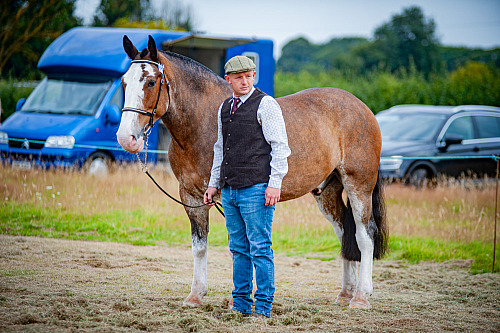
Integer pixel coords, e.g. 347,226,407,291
384,182,497,243
1,163,185,217
1,235,499,333
1,163,498,244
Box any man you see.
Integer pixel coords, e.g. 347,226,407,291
204,55,290,318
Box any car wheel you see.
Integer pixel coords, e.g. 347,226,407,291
85,152,112,176
408,168,429,187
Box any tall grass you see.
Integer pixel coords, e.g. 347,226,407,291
0,164,498,272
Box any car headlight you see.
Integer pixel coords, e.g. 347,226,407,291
45,136,75,149
0,131,7,145
379,156,403,171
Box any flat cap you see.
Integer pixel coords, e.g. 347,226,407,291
224,55,256,74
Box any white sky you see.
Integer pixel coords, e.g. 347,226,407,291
75,0,500,58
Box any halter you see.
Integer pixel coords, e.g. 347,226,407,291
121,58,225,217
121,59,171,132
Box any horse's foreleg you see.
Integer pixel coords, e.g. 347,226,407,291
181,193,210,307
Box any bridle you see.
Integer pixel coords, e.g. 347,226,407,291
121,59,171,132
121,58,225,217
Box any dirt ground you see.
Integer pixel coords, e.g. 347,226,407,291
0,235,498,332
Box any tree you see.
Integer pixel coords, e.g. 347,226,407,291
93,0,195,31
0,0,81,78
93,0,150,26
277,37,317,73
368,6,441,75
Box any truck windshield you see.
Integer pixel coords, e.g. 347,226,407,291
21,76,111,116
376,112,447,142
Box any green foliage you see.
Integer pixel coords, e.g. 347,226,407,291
448,62,500,105
277,6,499,77
0,80,35,122
93,0,151,26
369,6,441,75
275,63,500,113
93,0,195,31
440,46,500,71
0,0,81,79
277,37,368,73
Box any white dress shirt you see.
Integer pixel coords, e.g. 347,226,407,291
209,87,291,189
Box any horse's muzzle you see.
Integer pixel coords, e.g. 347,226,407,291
117,134,144,153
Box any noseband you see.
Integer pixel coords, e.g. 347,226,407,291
121,59,171,132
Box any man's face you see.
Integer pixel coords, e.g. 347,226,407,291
225,71,256,97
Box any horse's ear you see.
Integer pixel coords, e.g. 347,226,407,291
147,35,158,62
123,35,139,59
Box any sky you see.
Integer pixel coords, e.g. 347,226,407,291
75,0,500,58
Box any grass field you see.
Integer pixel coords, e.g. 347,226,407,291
1,163,498,273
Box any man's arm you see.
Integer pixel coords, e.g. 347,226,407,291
204,104,224,205
258,96,291,205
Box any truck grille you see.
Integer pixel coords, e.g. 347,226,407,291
8,138,45,150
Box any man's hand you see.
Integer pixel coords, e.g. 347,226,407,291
204,187,218,205
265,187,281,206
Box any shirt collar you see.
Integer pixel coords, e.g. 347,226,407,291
233,87,255,104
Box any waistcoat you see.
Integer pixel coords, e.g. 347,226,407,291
219,88,271,189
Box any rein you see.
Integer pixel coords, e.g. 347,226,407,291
123,58,225,217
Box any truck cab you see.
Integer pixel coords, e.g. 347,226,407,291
0,27,274,174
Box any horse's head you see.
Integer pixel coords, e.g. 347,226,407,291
117,35,169,153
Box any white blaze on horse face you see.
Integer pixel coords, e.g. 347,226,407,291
123,63,156,110
119,63,155,134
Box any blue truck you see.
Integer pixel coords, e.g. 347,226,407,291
0,27,275,174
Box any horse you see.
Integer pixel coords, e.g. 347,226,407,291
116,35,388,310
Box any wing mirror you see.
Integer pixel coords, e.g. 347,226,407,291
15,98,26,111
104,105,121,125
439,134,463,152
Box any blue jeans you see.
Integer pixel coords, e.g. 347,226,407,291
221,183,276,317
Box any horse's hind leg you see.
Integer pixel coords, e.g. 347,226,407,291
342,176,379,309
313,173,358,304
180,189,210,307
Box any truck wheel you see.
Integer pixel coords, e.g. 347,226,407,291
85,152,112,176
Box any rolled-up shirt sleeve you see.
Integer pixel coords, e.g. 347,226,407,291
258,96,291,189
208,103,224,188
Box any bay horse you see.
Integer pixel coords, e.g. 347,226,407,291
116,36,387,310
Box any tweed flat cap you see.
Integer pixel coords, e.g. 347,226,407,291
224,56,256,74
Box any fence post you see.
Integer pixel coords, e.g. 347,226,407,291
494,156,499,273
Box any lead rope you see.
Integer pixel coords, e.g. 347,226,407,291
135,133,225,217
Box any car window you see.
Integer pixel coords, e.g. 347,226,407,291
444,116,474,140
475,116,500,139
376,113,447,141
109,84,124,109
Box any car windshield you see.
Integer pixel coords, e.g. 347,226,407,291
21,76,111,116
376,112,447,142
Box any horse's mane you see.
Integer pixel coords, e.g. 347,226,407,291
160,51,229,90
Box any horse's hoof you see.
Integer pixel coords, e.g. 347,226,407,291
335,291,353,304
349,300,372,309
183,294,202,307
349,291,372,309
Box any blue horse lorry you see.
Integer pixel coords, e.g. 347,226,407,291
0,27,275,173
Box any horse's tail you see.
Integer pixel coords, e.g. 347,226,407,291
341,175,388,261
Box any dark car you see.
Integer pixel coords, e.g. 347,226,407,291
376,105,500,183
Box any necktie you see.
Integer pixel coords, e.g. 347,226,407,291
231,97,241,115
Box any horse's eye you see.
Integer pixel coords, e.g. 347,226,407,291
148,80,156,87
